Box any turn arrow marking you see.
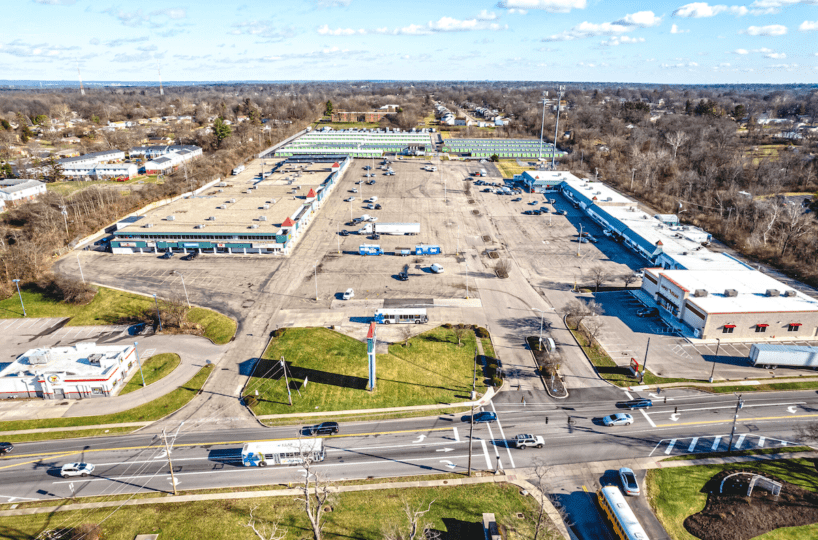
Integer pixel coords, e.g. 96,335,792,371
439,460,456,469
436,448,454,453
649,393,673,400
670,413,680,422
413,435,427,444
787,406,797,414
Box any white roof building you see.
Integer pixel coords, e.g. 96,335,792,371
0,342,137,399
0,179,47,205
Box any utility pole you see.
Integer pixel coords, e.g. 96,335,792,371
133,341,146,387
12,279,25,317
314,259,318,301
538,91,547,161
551,85,565,170
281,356,293,406
708,338,721,383
172,271,190,308
162,429,178,495
727,394,744,453
639,338,651,384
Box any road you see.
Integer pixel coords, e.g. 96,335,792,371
2,387,814,533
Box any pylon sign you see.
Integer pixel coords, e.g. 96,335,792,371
367,322,376,391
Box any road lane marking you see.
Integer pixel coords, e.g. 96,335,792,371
639,409,656,428
0,452,81,471
758,436,765,448
490,401,515,469
656,413,818,427
687,438,698,452
481,440,491,470
735,435,745,449
663,402,806,414
712,436,722,451
624,391,634,400
453,428,460,442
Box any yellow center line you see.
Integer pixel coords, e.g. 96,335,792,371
0,452,81,471
0,426,454,462
655,413,818,428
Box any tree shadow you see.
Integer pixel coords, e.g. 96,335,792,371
435,518,483,539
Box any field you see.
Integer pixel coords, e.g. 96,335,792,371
495,159,534,179
46,175,163,197
244,326,487,415
0,482,542,540
648,458,818,540
118,353,181,395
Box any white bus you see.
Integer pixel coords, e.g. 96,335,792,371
242,438,325,467
374,308,428,325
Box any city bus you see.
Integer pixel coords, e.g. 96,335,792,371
597,486,650,540
373,308,428,324
241,438,325,467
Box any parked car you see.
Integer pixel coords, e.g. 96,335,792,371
342,288,354,300
603,413,634,427
529,201,538,206
304,422,340,436
578,237,589,243
549,198,556,204
61,463,95,478
0,442,13,455
617,398,653,410
619,467,641,496
371,233,381,240
532,210,541,215
557,210,568,215
472,411,497,423
339,230,350,237
524,210,534,215
431,263,444,273
363,166,371,170
539,207,550,213
398,271,409,281
637,307,659,318
374,204,382,210
182,251,200,261
513,197,522,202
587,235,598,243
367,204,375,210
513,434,544,449
350,188,358,193
160,251,173,259
633,271,645,278
603,229,613,237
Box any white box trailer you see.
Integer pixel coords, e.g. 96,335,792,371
232,164,245,175
749,344,818,368
359,222,420,236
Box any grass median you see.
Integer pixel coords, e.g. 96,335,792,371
245,326,487,416
0,286,235,344
118,353,181,395
647,458,818,540
0,364,213,435
0,482,541,540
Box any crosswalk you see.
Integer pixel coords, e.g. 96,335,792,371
649,434,794,457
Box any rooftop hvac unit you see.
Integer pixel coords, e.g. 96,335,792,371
694,289,708,297
263,204,270,210
218,189,223,192
218,182,227,187
166,215,175,221
606,197,613,202
195,224,205,229
207,216,215,221
783,290,798,297
250,224,259,229
88,353,102,365
143,223,153,228
29,351,51,365
765,289,780,297
259,216,267,221
724,289,738,297
230,198,236,203
217,205,226,209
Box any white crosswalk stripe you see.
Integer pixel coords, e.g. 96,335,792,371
650,434,794,457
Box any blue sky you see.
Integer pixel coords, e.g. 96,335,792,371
2,0,817,83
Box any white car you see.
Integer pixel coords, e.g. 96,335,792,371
513,434,545,449
431,263,444,273
346,197,356,202
350,188,358,193
61,462,95,478
342,288,354,300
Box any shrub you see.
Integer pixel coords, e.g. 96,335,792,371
474,326,490,338
491,376,503,387
442,323,453,329
71,524,102,540
37,274,96,304
272,328,287,338
244,395,258,409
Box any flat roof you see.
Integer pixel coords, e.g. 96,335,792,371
562,177,634,206
116,158,333,235
657,269,818,314
1,343,132,379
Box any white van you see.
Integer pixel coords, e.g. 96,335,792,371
431,263,444,274
342,288,354,300
368,196,378,203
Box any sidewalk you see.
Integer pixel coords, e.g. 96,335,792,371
626,376,818,391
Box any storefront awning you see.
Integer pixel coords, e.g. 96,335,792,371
723,324,736,329
756,324,769,328
789,323,803,327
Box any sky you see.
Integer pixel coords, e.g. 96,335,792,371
2,0,818,83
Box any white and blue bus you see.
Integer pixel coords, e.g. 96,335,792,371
597,486,650,540
242,438,325,467
374,308,428,325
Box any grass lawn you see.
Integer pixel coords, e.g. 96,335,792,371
187,307,237,345
0,364,212,434
0,285,235,342
259,406,472,427
706,380,818,393
118,353,181,396
0,426,138,444
495,159,534,179
0,483,542,540
245,327,487,415
648,458,818,540
481,337,496,359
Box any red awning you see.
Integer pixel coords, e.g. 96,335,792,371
724,324,736,328
756,324,769,328
789,323,803,327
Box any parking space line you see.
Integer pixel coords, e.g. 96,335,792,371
735,434,745,449
758,436,765,448
687,437,698,452
665,439,676,454
711,436,722,451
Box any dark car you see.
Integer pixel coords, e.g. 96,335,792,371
339,230,350,237
371,233,381,240
374,204,382,210
557,210,568,216
637,307,660,318
160,251,173,259
0,442,13,455
303,422,340,436
524,210,533,215
398,271,409,281
472,411,497,423
539,207,550,213
532,210,541,215
182,252,200,261
617,398,653,410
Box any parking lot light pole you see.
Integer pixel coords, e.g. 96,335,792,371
314,260,318,301
12,279,26,317
153,294,163,332
708,338,721,383
576,224,583,257
533,308,547,347
133,341,146,387
171,271,190,308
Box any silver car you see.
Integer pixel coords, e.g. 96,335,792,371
61,462,95,478
602,413,634,426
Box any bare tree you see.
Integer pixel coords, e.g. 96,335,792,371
382,498,439,540
621,273,638,288
757,200,781,247
588,266,612,292
530,461,570,540
243,506,287,540
778,202,813,256
296,449,335,540
495,259,512,277
452,325,467,347
562,299,603,329
582,318,603,346
794,422,818,445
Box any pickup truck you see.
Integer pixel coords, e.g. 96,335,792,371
513,434,545,449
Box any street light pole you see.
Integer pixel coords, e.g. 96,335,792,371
314,259,318,301
533,308,546,347
76,253,85,284
538,92,547,161
153,294,163,332
551,85,565,170
172,271,190,308
727,394,744,453
576,223,583,257
133,341,146,387
12,279,26,317
708,338,721,383
639,337,651,384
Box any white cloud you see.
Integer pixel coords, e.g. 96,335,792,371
800,20,818,31
768,62,798,68
33,0,76,4
741,24,788,35
749,1,818,15
497,0,587,13
670,24,689,33
732,48,749,54
617,11,662,27
477,9,498,20
378,16,507,35
507,8,528,14
317,24,365,35
672,3,748,17
661,61,699,68
601,36,645,46
103,7,186,27
89,37,100,45
765,52,786,58
231,20,296,41
719,62,731,66
544,21,630,41
313,0,352,7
